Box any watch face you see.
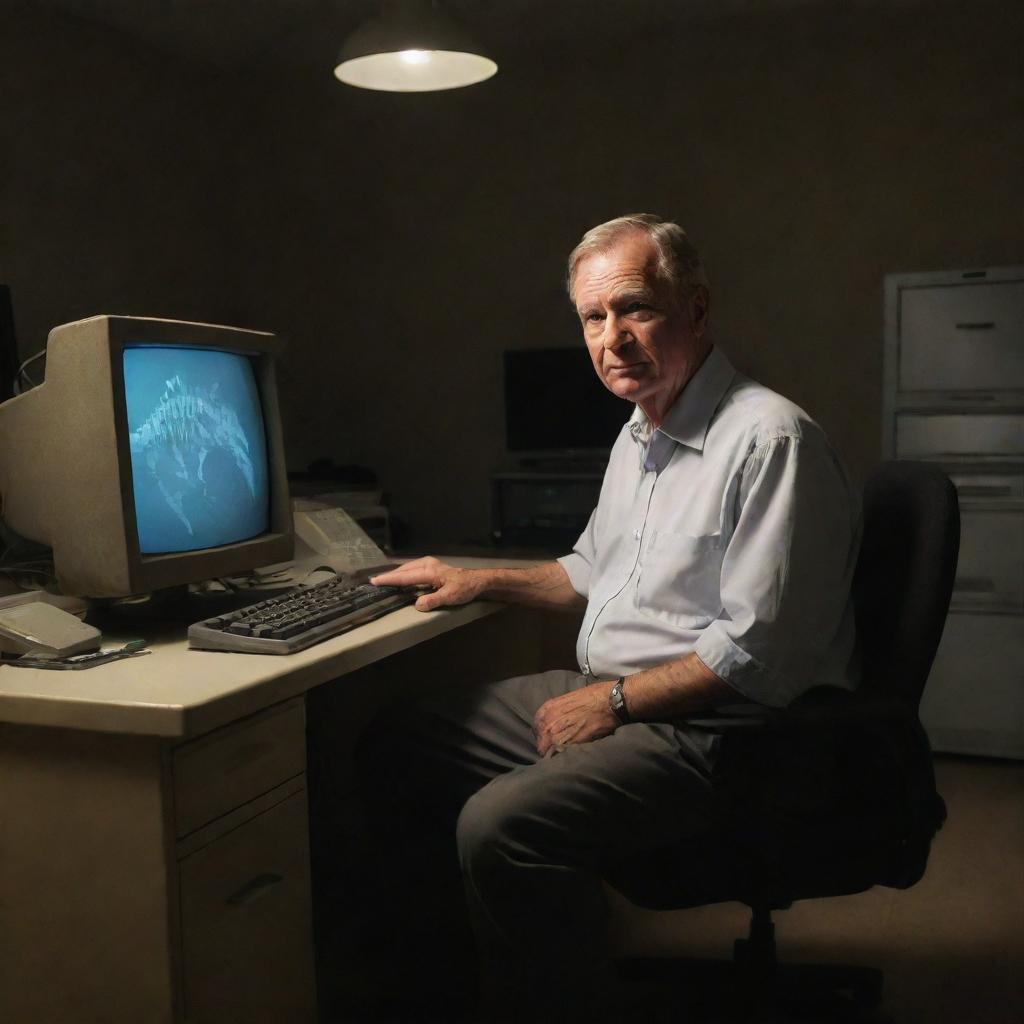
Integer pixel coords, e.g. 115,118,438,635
610,682,627,720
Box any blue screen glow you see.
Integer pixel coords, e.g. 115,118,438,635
124,346,270,554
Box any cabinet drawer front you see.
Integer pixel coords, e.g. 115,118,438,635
899,281,1024,393
952,509,1024,614
179,789,316,1023
948,472,1024,500
895,413,1024,458
921,613,1024,758
174,700,305,837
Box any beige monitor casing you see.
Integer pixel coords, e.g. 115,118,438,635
0,315,293,597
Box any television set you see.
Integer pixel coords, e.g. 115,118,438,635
0,315,293,598
503,347,628,461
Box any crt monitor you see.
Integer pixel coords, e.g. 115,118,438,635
0,315,293,598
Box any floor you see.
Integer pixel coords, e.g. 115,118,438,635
320,753,1022,1023
606,755,1024,1024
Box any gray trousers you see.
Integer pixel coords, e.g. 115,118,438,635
356,669,735,1023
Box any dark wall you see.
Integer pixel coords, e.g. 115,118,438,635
4,2,1022,549
0,8,236,366
234,0,1024,546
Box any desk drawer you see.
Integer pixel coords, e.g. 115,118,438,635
179,788,316,1022
899,280,1024,393
174,699,306,837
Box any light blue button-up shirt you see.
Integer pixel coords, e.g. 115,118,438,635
557,345,860,708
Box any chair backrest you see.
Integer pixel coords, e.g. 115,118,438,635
851,460,960,709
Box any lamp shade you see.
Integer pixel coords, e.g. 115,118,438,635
334,0,497,92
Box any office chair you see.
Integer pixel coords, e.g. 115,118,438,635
606,459,960,1020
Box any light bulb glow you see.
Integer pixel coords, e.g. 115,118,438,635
335,50,497,92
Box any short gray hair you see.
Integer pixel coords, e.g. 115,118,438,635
566,213,709,305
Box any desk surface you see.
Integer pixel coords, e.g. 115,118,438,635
0,557,528,738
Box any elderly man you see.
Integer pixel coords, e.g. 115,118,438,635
360,214,858,1023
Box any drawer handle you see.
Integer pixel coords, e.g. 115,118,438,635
226,872,284,906
953,577,997,594
954,321,996,330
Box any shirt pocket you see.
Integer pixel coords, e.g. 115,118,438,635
636,529,725,629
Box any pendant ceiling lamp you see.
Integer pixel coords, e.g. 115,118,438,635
334,0,497,92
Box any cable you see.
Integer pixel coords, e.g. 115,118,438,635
16,349,46,392
0,564,57,589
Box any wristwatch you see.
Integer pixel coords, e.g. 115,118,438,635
609,676,630,725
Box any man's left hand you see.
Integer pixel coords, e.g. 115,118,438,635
533,681,620,757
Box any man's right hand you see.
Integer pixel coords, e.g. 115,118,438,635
370,557,485,612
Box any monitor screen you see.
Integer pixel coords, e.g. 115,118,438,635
504,348,627,454
124,346,270,554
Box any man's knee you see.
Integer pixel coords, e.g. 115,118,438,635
457,777,516,876
456,770,557,878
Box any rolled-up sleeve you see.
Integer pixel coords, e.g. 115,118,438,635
694,432,859,707
557,508,598,599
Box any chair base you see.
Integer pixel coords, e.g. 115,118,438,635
616,909,884,1022
617,957,884,1022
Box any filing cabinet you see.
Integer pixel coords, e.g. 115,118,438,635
883,265,1024,758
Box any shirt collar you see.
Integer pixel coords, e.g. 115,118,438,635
628,345,736,454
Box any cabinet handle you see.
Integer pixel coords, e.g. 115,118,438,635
953,577,997,594
226,872,284,906
954,321,996,330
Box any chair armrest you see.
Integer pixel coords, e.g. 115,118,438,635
764,687,916,732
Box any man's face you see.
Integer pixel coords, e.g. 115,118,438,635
573,232,708,424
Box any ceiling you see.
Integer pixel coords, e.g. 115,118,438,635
10,0,920,72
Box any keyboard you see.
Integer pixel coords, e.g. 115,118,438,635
188,576,416,654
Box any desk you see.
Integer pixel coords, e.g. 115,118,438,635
0,564,564,1023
